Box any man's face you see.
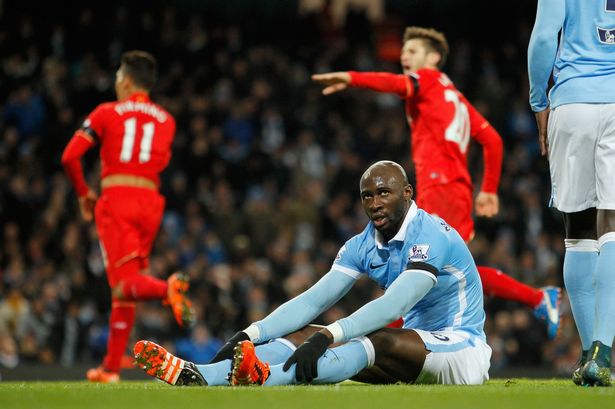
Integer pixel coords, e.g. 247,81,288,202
360,167,411,239
400,39,433,74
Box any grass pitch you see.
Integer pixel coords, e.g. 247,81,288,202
1,379,614,409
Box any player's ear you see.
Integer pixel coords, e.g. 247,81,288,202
427,52,441,68
404,184,413,201
122,73,135,89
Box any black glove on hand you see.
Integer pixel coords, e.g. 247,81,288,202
209,331,250,363
282,331,331,383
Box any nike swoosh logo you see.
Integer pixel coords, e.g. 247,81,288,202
370,262,387,269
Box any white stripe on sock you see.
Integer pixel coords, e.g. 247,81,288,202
355,336,376,368
325,322,345,344
565,239,599,251
244,324,261,342
598,232,615,247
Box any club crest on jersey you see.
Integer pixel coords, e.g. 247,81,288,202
597,27,615,44
409,244,429,262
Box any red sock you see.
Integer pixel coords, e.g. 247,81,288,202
103,301,136,373
120,274,167,301
386,318,404,328
477,266,543,308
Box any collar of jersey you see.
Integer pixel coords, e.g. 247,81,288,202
374,201,418,249
127,91,150,102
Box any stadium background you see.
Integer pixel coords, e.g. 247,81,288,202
0,0,576,380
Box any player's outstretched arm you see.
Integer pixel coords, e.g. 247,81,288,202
212,269,356,362
313,71,413,98
325,270,435,344
311,72,351,95
278,272,434,383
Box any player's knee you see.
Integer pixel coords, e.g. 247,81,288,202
367,329,397,355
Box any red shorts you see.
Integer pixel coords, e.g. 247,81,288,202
94,187,165,287
416,182,474,242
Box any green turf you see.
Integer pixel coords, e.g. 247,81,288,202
1,379,614,409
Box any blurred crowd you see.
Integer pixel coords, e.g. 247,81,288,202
0,1,580,376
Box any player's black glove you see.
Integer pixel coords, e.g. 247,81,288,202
209,331,250,363
282,331,331,383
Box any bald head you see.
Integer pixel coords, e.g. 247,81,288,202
360,160,409,191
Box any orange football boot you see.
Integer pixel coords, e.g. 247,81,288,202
133,340,206,386
230,341,270,386
120,354,136,369
86,366,120,383
164,272,195,328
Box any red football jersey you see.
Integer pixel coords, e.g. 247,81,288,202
405,68,489,192
84,92,175,185
349,69,502,195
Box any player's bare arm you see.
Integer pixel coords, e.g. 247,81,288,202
311,72,351,95
534,108,550,156
475,191,499,218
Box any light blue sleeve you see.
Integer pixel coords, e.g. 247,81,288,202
528,0,566,111
252,269,357,343
332,271,436,343
331,235,366,278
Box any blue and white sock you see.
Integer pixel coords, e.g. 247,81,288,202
196,359,231,386
563,239,598,350
264,336,375,386
593,234,615,346
255,338,296,365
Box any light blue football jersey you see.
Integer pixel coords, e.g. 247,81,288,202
529,0,615,111
332,202,486,341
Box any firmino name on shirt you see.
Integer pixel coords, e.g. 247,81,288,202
114,101,168,123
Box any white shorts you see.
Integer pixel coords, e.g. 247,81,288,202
548,103,615,212
413,329,491,385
